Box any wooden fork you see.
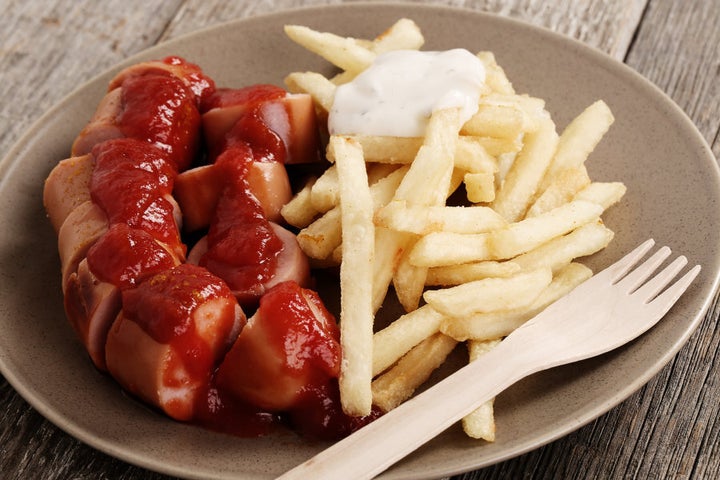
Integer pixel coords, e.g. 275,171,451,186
277,239,701,480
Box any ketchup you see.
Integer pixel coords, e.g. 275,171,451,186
211,281,379,439
118,74,201,171
86,223,178,289
201,84,289,162
286,380,382,440
90,138,181,246
160,56,217,107
121,263,242,378
223,107,287,164
193,385,282,438
110,56,216,108
198,86,292,297
89,138,186,287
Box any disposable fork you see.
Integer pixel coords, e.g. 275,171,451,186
277,239,701,480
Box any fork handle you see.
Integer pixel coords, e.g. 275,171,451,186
276,335,535,480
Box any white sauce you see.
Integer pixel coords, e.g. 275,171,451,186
328,49,486,137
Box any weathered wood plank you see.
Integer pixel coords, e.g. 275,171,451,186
0,0,184,161
625,0,720,156
162,0,646,61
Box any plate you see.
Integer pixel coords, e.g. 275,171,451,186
1,3,719,479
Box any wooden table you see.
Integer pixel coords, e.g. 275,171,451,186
1,1,719,479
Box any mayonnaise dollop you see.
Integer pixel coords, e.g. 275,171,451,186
328,48,486,137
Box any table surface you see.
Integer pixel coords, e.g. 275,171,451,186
1,1,719,479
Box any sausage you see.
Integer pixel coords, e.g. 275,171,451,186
71,88,124,157
214,281,339,411
73,56,216,160
52,58,210,371
173,159,292,230
105,263,245,421
203,89,320,164
43,154,94,233
45,56,364,436
187,222,310,305
73,74,207,171
64,258,121,371
108,56,216,107
56,200,108,293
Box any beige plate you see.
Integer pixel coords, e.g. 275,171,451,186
1,3,719,479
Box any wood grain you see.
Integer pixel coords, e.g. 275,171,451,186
0,0,718,479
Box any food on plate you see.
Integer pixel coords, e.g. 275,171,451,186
43,17,625,444
282,18,625,440
106,263,244,421
43,54,376,439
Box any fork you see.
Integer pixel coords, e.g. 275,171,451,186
276,239,701,480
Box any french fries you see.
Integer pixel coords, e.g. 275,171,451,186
332,136,375,416
283,19,626,440
462,339,501,441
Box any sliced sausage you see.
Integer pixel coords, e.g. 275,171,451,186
174,160,292,230
43,154,94,232
57,200,108,293
105,263,245,421
214,281,340,411
187,222,310,305
64,258,121,371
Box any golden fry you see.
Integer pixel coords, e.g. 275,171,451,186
332,136,375,416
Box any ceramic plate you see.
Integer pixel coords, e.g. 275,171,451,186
1,3,718,479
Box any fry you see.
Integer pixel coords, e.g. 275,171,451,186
372,304,444,376
332,136,375,416
393,108,462,205
573,181,627,210
426,260,521,286
280,176,319,228
347,136,423,164
490,118,559,222
454,137,498,174
526,165,591,217
284,71,336,113
375,201,507,235
540,100,614,191
475,51,514,94
474,135,524,157
462,339,502,441
371,227,409,311
488,200,603,259
284,20,626,432
284,25,376,74
310,163,401,212
409,231,491,267
349,135,497,176
464,172,496,203
310,164,339,212
440,262,593,341
296,206,342,260
512,221,615,273
372,18,424,53
466,93,546,133
371,333,458,412
392,244,427,312
374,108,464,311
424,267,553,317
461,104,526,139
298,166,407,261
